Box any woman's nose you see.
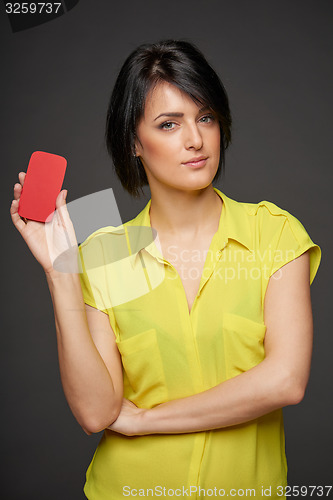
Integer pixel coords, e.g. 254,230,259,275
184,123,203,150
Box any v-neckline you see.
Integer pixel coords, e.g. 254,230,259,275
149,196,224,316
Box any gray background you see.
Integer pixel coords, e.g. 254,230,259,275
1,0,332,498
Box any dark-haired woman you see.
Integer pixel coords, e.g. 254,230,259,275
11,40,321,500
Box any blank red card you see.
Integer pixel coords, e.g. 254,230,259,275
18,151,67,222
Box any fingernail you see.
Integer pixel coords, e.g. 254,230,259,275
62,190,67,200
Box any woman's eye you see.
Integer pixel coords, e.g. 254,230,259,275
160,121,176,130
158,114,215,130
200,114,215,123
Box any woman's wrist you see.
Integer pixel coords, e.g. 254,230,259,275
136,407,156,436
45,268,80,284
44,269,83,302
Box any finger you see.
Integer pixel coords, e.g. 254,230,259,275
18,171,26,186
55,190,69,228
13,182,22,200
10,199,27,233
54,190,75,250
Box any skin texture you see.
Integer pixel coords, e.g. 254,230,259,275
135,81,221,197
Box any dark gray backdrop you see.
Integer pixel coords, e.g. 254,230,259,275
1,1,332,498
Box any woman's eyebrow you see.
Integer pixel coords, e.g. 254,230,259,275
153,106,210,122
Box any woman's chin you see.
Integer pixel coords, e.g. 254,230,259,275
177,172,217,191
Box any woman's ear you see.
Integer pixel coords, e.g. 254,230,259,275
134,134,143,158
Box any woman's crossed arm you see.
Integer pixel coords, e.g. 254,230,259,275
108,251,313,436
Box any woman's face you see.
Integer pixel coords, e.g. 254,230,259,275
135,81,221,194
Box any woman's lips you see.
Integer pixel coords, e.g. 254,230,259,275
182,158,208,168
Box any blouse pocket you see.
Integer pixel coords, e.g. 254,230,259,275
223,313,266,380
116,328,168,407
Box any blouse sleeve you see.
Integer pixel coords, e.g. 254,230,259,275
258,201,321,285
77,229,118,336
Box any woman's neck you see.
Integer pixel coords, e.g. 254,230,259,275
149,185,222,239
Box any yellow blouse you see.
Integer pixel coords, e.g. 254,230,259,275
78,188,321,500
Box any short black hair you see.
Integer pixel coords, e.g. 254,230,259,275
106,39,232,197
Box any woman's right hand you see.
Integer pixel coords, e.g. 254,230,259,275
10,171,79,276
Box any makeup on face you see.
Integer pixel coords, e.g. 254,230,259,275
134,81,220,192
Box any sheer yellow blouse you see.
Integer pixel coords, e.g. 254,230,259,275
78,188,321,500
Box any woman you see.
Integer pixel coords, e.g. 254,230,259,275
11,40,321,499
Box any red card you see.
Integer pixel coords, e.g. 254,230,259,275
18,151,67,222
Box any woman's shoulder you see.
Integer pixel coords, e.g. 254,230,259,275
222,191,308,233
78,225,119,253
245,198,312,244
79,199,151,249
249,199,304,237
78,208,151,263
229,195,298,220
223,193,321,284
219,188,318,251
217,188,289,216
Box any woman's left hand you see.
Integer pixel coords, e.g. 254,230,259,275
107,398,147,436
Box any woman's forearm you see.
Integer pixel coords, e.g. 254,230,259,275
46,271,121,432
137,358,303,435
